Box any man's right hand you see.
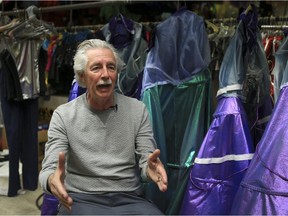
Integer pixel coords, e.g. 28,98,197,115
48,152,73,211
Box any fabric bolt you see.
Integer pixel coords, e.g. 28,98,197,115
180,96,254,215
231,82,288,215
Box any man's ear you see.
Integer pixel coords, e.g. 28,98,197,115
79,72,85,83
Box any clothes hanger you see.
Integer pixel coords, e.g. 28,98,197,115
205,20,219,34
7,5,56,40
0,18,21,33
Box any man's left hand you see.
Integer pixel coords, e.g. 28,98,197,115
147,149,168,192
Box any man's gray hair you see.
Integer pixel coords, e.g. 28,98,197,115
73,39,124,87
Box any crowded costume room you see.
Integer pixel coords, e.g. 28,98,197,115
0,0,287,215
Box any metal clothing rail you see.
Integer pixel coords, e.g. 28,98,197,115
209,16,288,25
55,21,158,32
261,25,288,30
1,0,125,16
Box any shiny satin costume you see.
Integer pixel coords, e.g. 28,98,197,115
180,5,272,215
141,7,212,214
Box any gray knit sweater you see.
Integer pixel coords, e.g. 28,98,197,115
39,92,156,195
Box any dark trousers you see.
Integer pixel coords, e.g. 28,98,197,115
58,192,164,215
0,97,39,196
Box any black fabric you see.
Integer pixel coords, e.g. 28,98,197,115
38,47,48,96
0,49,23,101
109,14,134,49
0,98,39,196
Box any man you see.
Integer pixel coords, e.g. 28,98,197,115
39,39,168,215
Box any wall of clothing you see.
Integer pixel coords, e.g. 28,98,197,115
0,1,288,215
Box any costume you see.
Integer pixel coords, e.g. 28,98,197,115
39,92,162,214
0,35,42,196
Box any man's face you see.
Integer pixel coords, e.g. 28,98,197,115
82,48,117,102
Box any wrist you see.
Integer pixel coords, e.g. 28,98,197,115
146,167,152,181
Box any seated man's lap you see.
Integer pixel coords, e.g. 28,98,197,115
58,192,164,215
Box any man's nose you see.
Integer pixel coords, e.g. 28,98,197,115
101,67,109,77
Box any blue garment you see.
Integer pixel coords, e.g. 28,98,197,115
101,17,148,99
180,96,254,215
142,7,211,93
272,36,288,102
231,82,288,215
68,79,86,102
180,6,270,214
141,8,212,214
217,8,271,145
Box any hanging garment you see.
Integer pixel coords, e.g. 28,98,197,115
217,6,271,145
47,30,98,95
0,47,40,196
180,5,271,214
262,34,283,99
0,6,52,196
0,49,23,101
0,95,39,196
231,67,288,215
272,36,288,103
141,7,212,214
179,96,254,215
101,15,148,99
68,79,86,102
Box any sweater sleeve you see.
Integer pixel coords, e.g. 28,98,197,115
135,104,157,182
38,107,69,194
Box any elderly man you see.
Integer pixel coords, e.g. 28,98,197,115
39,39,168,215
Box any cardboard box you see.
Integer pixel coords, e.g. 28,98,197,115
0,127,48,150
38,129,48,143
1,127,8,150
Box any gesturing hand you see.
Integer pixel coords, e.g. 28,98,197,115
147,149,168,192
48,152,73,211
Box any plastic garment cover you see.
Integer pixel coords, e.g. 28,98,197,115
218,18,270,107
141,8,212,214
180,96,254,215
231,75,288,215
272,36,288,102
101,17,148,98
41,193,59,215
68,79,86,102
142,68,212,213
217,7,271,145
142,7,211,92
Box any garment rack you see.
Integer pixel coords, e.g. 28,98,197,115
55,21,158,32
0,0,129,16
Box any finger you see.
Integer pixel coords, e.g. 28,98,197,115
149,149,161,162
61,196,73,211
158,180,168,192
